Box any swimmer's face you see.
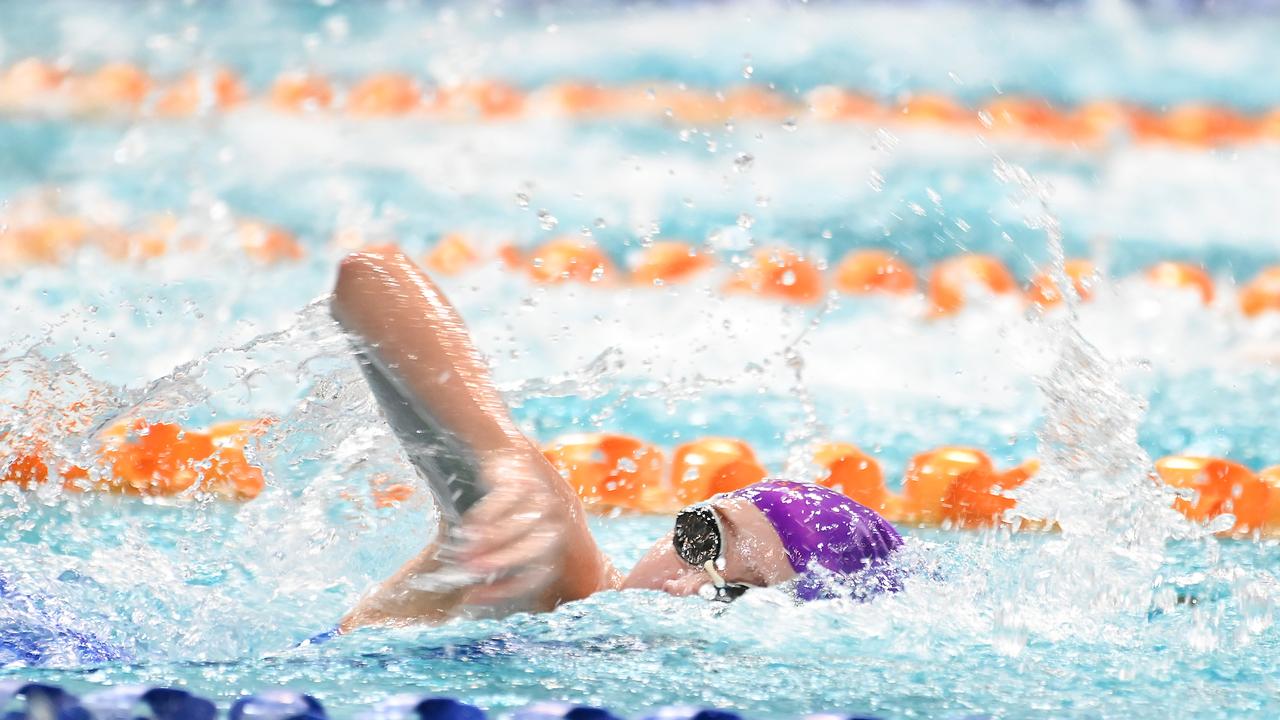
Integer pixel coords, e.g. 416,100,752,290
621,496,796,597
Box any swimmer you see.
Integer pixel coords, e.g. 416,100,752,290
331,248,902,632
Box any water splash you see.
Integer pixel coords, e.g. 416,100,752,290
995,158,1188,636
0,300,440,662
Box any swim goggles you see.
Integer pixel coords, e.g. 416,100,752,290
672,504,753,603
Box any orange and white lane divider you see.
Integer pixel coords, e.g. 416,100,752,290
541,431,1280,538
4,58,1280,147
0,206,305,267
4,417,1279,538
8,205,1280,320
1,417,270,500
485,236,1280,319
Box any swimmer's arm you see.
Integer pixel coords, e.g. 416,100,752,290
330,248,526,457
337,540,460,632
332,249,620,629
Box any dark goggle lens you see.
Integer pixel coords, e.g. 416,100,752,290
673,506,722,567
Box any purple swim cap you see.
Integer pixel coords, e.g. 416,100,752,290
727,479,903,600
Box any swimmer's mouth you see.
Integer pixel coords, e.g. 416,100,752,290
673,504,753,603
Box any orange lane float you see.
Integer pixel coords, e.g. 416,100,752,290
269,72,334,113
531,82,619,117
1154,455,1270,534
723,247,824,304
1133,104,1259,146
155,69,247,117
813,442,888,513
983,97,1085,143
927,254,1018,316
4,63,1280,148
1262,466,1280,529
947,457,1038,527
346,73,422,117
77,62,151,110
652,85,724,124
237,220,305,263
832,249,917,295
512,237,616,284
0,58,66,105
431,81,525,119
896,447,1037,527
630,241,713,286
1,418,269,501
423,233,481,276
670,437,769,507
722,86,795,120
1146,261,1215,304
806,86,882,122
542,433,665,511
1070,100,1140,141
897,93,972,126
1026,258,1099,308
898,446,995,525
0,216,91,266
1238,267,1280,317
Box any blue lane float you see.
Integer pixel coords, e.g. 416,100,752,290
80,686,217,720
640,708,743,720
229,691,327,720
512,702,624,720
0,684,903,720
358,696,486,720
0,682,92,720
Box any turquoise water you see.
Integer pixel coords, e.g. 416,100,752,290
4,1,1280,717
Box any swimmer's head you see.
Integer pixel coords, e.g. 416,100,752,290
622,480,903,601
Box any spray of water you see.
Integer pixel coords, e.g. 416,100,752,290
0,300,445,661
993,157,1191,640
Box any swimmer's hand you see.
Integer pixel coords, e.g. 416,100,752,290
449,452,579,610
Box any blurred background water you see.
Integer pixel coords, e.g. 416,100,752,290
2,1,1280,717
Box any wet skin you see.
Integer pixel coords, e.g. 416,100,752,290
332,247,795,630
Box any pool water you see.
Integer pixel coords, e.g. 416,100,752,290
4,1,1280,717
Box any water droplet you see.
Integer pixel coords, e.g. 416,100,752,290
593,217,607,229
872,128,899,152
821,229,833,240
705,139,717,153
782,117,798,132
737,213,754,229
537,210,558,230
323,14,349,40
867,169,885,192
742,54,754,79
515,192,530,208
734,152,754,172
755,195,770,208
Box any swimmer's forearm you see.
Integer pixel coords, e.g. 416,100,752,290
337,541,462,632
331,248,530,457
